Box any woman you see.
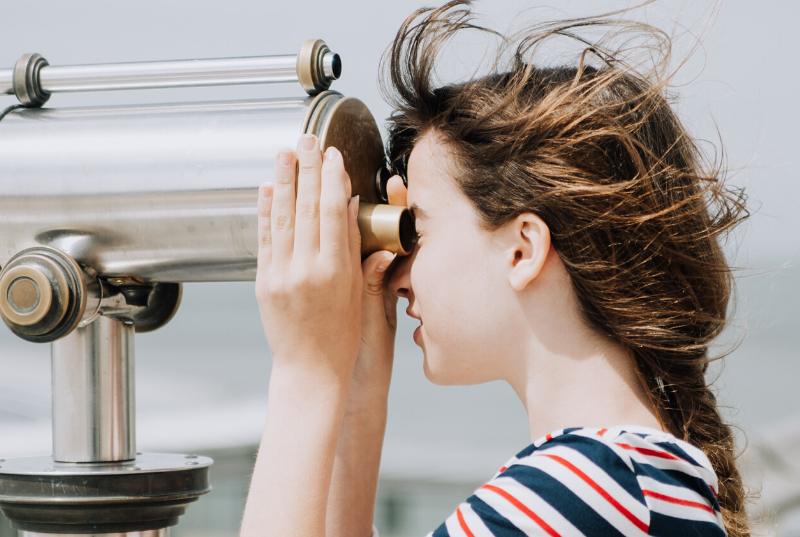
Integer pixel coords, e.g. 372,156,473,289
241,2,748,536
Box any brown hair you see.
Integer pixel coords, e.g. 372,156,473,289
382,2,748,535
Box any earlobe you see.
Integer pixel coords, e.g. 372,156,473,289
508,214,551,291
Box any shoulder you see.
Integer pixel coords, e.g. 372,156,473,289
431,427,727,537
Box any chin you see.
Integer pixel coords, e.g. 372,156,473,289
422,352,481,386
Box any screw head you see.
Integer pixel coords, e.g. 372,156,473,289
185,461,199,466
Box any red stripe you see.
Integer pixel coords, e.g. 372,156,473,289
482,484,561,537
617,444,679,460
545,434,553,441
642,490,715,514
708,484,718,498
457,507,476,537
597,429,608,436
499,466,507,473
542,454,649,532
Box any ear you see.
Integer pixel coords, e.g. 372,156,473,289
506,213,551,291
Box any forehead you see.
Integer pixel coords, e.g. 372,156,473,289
405,132,463,213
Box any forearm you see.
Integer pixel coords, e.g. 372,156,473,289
326,379,391,537
241,364,351,537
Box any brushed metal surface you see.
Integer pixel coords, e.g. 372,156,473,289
0,93,384,282
51,316,136,462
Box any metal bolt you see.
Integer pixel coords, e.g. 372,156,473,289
185,454,198,459
185,461,199,466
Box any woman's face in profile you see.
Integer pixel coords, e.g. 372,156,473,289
389,132,525,386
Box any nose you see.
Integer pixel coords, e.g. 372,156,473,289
388,247,415,300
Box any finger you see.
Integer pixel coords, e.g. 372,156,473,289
348,195,362,270
362,250,397,298
294,134,322,257
319,146,351,260
271,148,297,264
257,182,274,269
387,175,408,207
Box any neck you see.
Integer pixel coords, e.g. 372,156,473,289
511,333,663,442
504,258,662,442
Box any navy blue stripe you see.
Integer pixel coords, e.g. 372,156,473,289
501,465,629,536
465,495,529,537
431,520,450,537
532,434,646,504
650,440,703,468
648,511,726,537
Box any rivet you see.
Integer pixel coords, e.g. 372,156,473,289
185,461,199,466
185,454,198,459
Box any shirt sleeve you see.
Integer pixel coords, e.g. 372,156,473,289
428,434,652,537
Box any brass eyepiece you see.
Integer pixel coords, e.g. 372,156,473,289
358,202,414,257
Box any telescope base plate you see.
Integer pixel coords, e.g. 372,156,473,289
0,453,211,533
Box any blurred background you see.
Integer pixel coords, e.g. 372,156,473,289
0,0,797,535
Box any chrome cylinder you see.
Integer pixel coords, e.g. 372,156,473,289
0,91,389,282
39,55,300,92
19,528,169,537
51,316,135,463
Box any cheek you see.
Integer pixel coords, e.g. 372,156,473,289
413,231,509,383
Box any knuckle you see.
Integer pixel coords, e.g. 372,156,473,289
259,233,272,248
322,202,343,219
297,201,318,219
364,280,383,296
275,172,294,185
299,160,320,172
273,214,292,230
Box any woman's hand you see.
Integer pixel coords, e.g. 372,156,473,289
255,134,363,381
352,175,409,393
243,134,366,537
326,175,408,537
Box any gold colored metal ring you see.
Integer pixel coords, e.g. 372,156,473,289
0,265,53,326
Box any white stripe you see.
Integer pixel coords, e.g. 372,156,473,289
617,444,719,493
614,433,718,485
444,507,469,537
476,478,585,537
638,476,724,527
642,492,724,527
460,502,496,537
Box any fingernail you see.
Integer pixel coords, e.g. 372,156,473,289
260,183,273,198
299,134,317,152
324,146,338,161
376,253,396,273
278,149,293,167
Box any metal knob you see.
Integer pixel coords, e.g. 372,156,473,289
0,247,90,342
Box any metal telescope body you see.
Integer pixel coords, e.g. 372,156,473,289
0,41,410,535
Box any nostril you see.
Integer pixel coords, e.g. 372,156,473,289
397,287,409,296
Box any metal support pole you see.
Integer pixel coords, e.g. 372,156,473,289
51,315,136,463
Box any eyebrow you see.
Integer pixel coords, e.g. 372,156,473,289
408,203,428,220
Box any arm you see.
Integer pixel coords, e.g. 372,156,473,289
326,177,409,537
241,137,362,537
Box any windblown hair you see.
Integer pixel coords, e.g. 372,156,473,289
381,2,749,535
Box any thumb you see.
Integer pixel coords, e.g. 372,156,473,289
362,250,396,298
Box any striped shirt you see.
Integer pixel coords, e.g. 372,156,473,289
429,426,726,537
